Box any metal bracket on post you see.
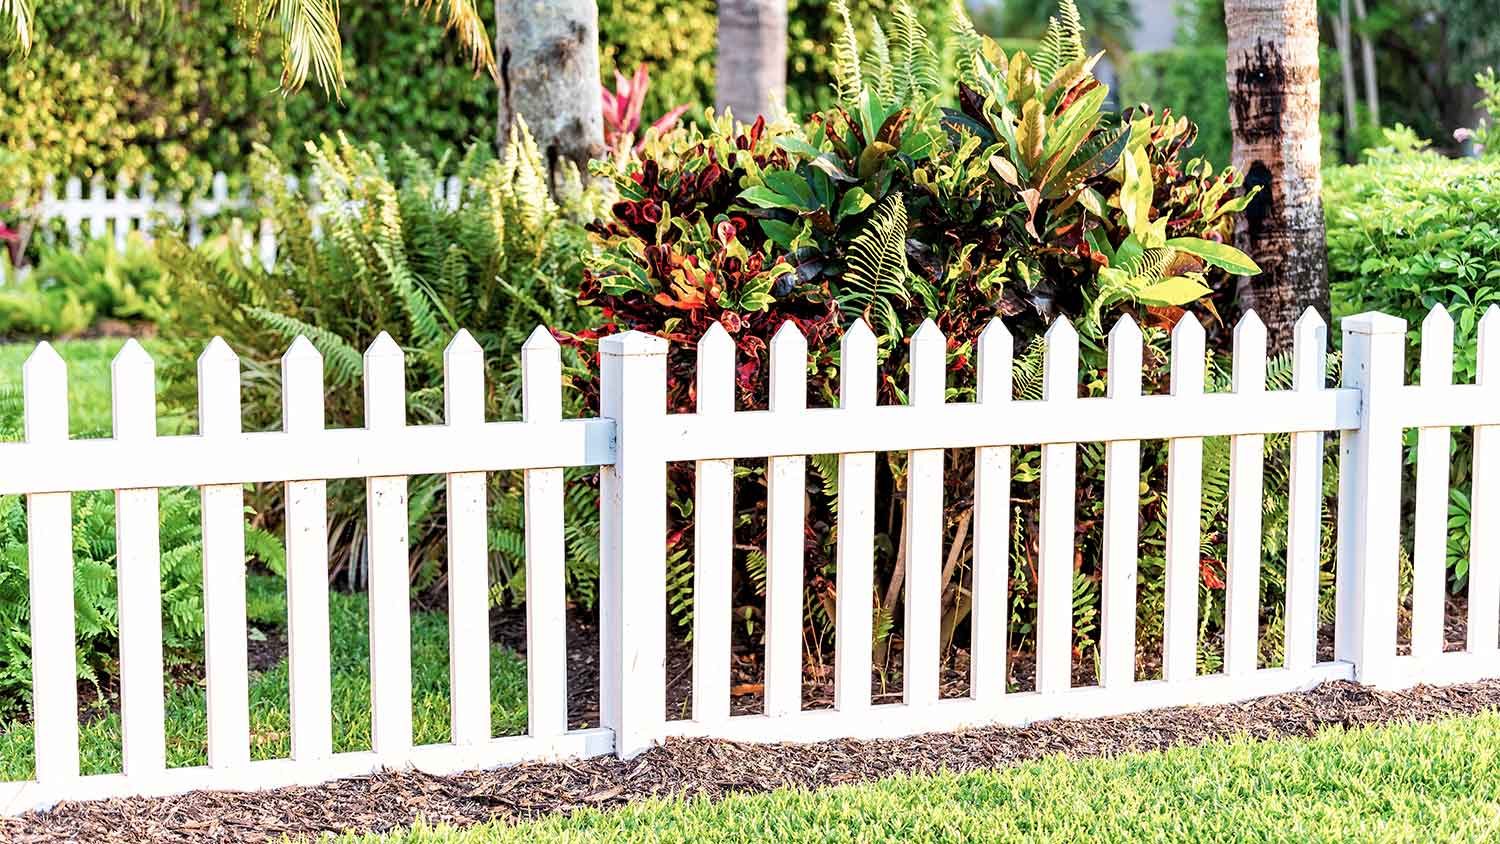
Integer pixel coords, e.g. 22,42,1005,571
598,331,669,758
1336,312,1406,687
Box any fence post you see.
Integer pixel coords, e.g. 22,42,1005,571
1336,312,1406,686
599,331,668,758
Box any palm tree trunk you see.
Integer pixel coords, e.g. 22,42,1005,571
1332,0,1358,161
1352,0,1380,129
495,0,605,195
1225,0,1330,352
716,0,789,122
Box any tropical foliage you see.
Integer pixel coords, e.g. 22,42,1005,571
579,0,1263,676
0,234,169,337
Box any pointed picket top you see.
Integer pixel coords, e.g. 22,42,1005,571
196,337,242,437
697,322,736,414
112,338,157,441
1170,315,1206,396
282,336,325,434
770,320,808,412
23,342,68,442
1479,305,1500,385
1232,311,1268,392
1107,315,1143,399
599,329,668,358
521,324,559,354
840,319,878,409
364,332,406,430
522,327,561,424
445,330,486,426
1293,308,1329,391
1043,317,1079,401
908,319,946,406
1418,305,1454,387
977,317,1013,405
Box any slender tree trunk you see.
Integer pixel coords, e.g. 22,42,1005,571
1225,0,1330,352
495,0,604,195
1351,0,1380,129
716,0,788,122
1331,1,1358,161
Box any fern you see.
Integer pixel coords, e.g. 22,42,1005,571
830,0,864,107
1031,0,1085,84
890,1,940,104
840,194,912,344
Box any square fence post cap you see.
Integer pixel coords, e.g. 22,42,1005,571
600,330,669,357
1342,312,1407,336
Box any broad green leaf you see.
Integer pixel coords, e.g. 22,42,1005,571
1136,275,1214,306
1166,237,1262,275
836,187,876,221
738,186,793,210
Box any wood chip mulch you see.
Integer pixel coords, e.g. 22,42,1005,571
5,678,1500,843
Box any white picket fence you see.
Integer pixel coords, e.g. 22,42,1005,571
0,306,1497,816
1,171,466,283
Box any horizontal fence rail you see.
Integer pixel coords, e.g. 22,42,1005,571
3,306,1500,815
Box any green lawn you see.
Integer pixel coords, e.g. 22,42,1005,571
0,577,530,779
339,712,1500,843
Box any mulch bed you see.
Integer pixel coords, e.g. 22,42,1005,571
5,678,1500,843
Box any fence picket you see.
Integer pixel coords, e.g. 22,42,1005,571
971,318,1012,706
1163,317,1205,682
443,331,491,746
1101,316,1142,688
765,322,808,717
113,340,166,775
364,333,414,756
1038,318,1079,694
1225,314,1268,676
904,320,946,706
834,320,877,712
1285,310,1328,672
1469,307,1500,654
63,177,82,247
693,323,736,723
282,338,333,761
113,174,131,252
523,328,568,739
87,177,107,242
1411,306,1454,659
197,338,252,769
23,344,79,784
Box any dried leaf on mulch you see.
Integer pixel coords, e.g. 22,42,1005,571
4,679,1500,844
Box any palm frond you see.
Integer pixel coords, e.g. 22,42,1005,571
2,0,34,53
268,0,346,94
408,0,497,79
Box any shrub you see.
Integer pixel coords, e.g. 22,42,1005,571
153,129,603,608
580,1,1265,673
0,234,169,337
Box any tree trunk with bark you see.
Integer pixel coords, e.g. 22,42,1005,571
495,0,604,195
715,0,788,122
1225,0,1329,352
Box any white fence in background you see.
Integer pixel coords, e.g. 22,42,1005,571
2,306,1498,816
0,172,466,284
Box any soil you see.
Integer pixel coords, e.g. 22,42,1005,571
4,678,1499,844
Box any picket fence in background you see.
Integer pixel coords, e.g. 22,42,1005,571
0,171,466,283
1,306,1499,816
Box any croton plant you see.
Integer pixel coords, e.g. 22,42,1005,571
574,0,1265,672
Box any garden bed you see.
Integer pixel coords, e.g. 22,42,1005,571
5,677,1500,843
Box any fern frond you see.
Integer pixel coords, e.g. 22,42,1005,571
949,0,985,82
891,1,940,103
867,21,894,104
840,195,912,343
830,0,864,106
245,306,366,386
1032,0,1086,85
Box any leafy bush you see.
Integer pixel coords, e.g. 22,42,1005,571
153,129,602,607
0,235,169,337
1119,47,1230,169
581,1,1263,673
